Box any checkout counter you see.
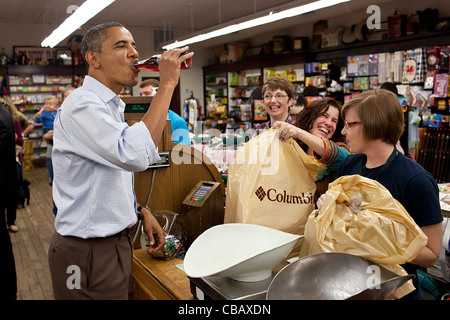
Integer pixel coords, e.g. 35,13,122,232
124,97,450,300
124,97,224,300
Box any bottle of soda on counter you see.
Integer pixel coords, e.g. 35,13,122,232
134,51,192,71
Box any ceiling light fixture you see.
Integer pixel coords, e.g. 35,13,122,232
41,0,116,48
162,0,350,50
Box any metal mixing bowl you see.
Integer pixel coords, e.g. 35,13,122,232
266,252,414,300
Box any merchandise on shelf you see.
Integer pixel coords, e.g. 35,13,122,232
4,66,86,166
253,100,267,121
402,48,425,83
434,74,449,98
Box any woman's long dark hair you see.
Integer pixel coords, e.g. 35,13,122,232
294,97,346,149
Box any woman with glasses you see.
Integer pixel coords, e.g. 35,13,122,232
273,97,350,198
326,89,442,300
252,77,296,136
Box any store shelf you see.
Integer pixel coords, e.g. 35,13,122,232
312,29,450,61
203,71,229,123
203,29,450,177
3,64,87,168
204,53,310,125
6,64,86,76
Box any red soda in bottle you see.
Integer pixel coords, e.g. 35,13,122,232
134,51,192,71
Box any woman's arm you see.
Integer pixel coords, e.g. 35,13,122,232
273,121,326,156
411,223,442,268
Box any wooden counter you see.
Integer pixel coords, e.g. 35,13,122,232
131,249,194,300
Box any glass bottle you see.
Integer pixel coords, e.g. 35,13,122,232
134,51,192,71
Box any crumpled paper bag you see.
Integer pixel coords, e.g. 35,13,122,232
299,174,428,298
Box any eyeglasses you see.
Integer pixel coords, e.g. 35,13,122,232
344,120,362,129
264,94,288,101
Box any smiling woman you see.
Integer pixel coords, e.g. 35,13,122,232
252,77,296,137
272,97,349,198
261,77,294,124
295,98,345,144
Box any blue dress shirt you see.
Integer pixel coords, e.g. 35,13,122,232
52,76,160,238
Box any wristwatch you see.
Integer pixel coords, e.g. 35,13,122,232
137,204,149,220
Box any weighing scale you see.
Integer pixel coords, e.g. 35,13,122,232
189,273,276,300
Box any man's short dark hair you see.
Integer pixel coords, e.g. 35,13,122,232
81,22,125,67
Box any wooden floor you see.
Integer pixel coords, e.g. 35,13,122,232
10,166,55,300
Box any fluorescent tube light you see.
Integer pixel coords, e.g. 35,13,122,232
163,0,350,50
41,0,115,48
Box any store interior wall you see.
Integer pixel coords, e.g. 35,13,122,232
184,0,449,109
0,0,448,110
